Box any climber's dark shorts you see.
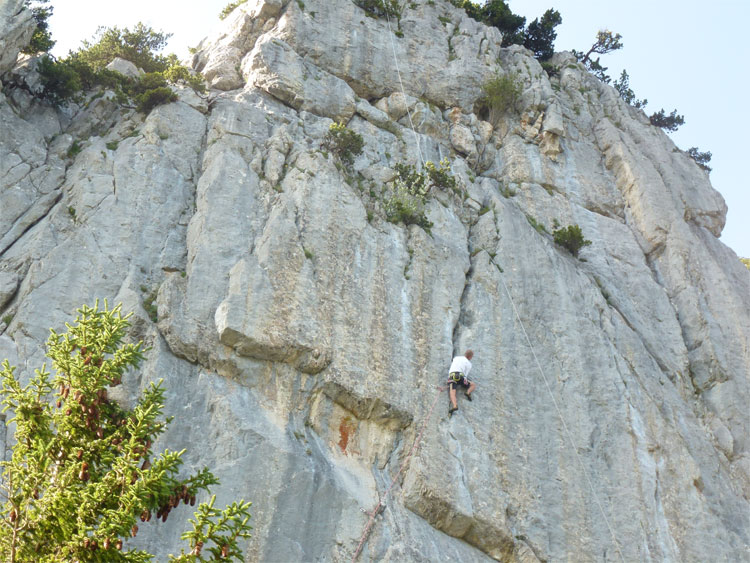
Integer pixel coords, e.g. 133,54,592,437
447,372,470,390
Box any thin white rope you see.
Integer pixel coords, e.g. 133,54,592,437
496,272,626,563
380,5,623,560
384,8,426,168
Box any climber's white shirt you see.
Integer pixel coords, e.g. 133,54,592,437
448,356,472,378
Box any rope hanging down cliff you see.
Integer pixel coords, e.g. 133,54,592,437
351,5,626,563
497,274,626,563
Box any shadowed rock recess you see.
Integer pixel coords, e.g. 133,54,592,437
1,0,749,560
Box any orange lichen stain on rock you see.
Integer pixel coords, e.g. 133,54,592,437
338,416,356,453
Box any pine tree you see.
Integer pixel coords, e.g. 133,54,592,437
573,30,623,83
649,108,685,132
613,70,647,109
686,147,712,172
523,9,562,61
21,0,55,55
0,302,251,562
575,30,623,65
482,0,526,47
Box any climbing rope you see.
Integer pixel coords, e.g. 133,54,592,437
371,5,626,562
351,386,445,562
384,8,426,168
497,274,626,563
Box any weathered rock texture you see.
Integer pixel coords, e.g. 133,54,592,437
1,0,749,561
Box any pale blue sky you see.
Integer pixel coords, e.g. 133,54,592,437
49,0,748,258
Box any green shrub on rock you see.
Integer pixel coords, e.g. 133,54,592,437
323,123,364,165
136,86,177,114
36,55,84,105
354,0,403,19
393,163,429,198
553,224,592,257
34,23,205,113
425,158,456,191
163,64,207,94
382,160,458,232
384,162,453,233
385,180,433,233
75,22,174,73
479,73,522,126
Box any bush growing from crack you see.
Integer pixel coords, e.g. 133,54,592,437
354,0,403,20
526,214,547,234
553,224,592,257
425,159,456,192
140,286,159,323
136,86,178,114
539,61,560,78
35,55,83,106
383,162,457,234
385,180,433,233
66,140,83,159
323,123,364,165
479,73,522,126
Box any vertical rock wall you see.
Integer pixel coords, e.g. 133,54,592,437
1,0,748,561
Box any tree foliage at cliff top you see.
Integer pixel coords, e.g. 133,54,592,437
21,0,54,55
34,22,204,112
449,0,561,60
0,302,251,561
74,23,175,73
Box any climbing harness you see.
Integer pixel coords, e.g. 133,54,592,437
448,371,463,383
351,386,445,562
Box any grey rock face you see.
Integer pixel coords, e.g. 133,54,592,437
105,57,143,78
0,0,34,77
1,1,749,562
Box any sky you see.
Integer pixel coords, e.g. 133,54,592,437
48,0,749,258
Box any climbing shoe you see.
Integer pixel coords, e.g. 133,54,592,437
464,393,472,402
449,406,458,416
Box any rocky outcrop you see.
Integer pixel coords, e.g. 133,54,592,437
0,0,34,77
1,0,748,561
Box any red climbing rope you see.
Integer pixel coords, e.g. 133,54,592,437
351,386,446,562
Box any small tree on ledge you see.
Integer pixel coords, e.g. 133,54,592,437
649,109,684,132
686,147,712,172
553,224,592,258
0,302,251,562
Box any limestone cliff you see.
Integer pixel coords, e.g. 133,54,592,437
1,0,749,561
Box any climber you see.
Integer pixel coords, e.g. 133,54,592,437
447,349,476,416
